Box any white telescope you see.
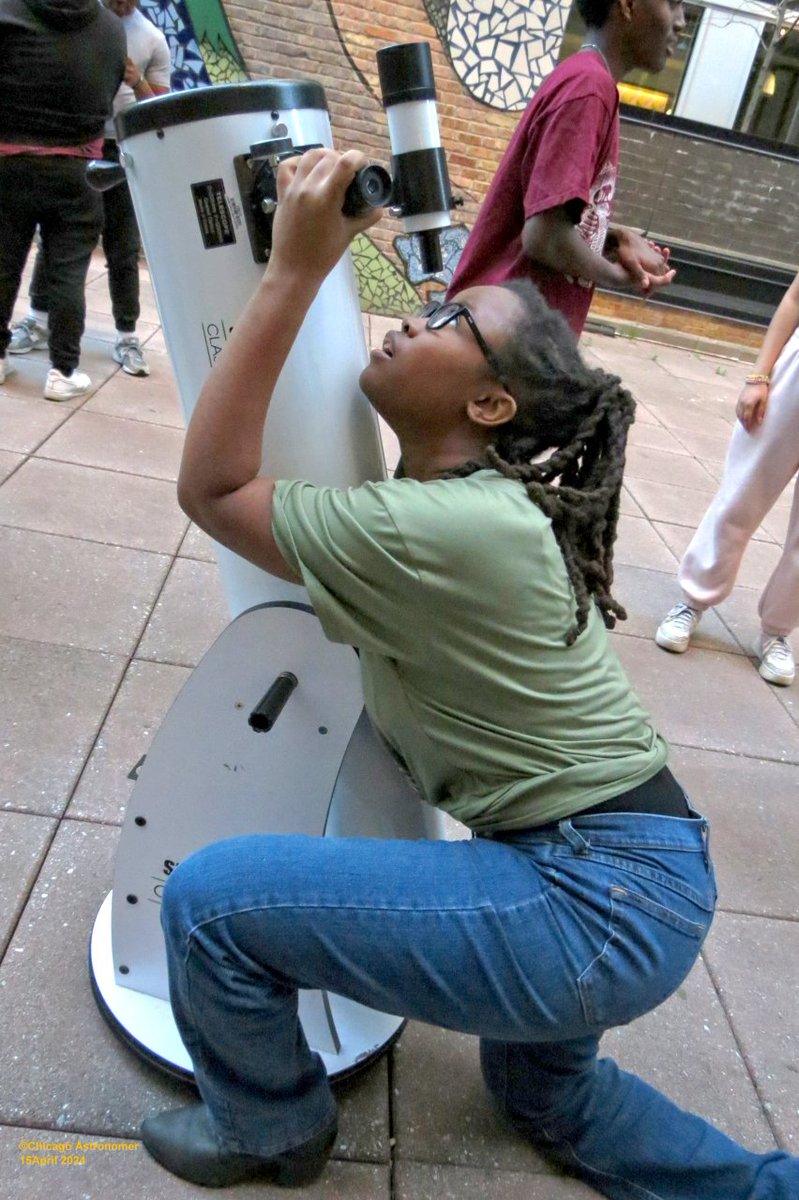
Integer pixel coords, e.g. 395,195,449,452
88,62,455,1082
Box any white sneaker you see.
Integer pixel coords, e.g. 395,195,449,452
757,634,795,686
113,334,149,377
9,315,48,354
43,367,91,402
655,603,702,653
0,356,15,384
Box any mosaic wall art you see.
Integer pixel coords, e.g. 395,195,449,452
395,226,470,287
141,0,247,87
425,0,568,110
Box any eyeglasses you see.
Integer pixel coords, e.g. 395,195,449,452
417,300,504,382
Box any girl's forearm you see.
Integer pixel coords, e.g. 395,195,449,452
177,266,319,508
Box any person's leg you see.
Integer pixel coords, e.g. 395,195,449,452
0,156,39,362
759,472,799,637
37,156,102,376
158,830,591,1158
101,141,141,336
150,815,796,1196
28,242,49,317
8,242,49,354
480,1036,795,1199
753,472,799,683
678,340,799,612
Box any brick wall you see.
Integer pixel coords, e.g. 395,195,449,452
614,119,799,271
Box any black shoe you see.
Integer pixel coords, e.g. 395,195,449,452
140,1102,337,1188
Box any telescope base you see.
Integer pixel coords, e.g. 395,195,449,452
89,891,406,1084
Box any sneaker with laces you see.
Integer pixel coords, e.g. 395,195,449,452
9,316,48,354
757,634,795,686
43,367,91,402
655,603,702,653
0,356,15,385
113,335,149,376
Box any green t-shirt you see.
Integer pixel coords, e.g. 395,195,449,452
271,469,668,832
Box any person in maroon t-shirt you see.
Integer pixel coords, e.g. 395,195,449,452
448,0,684,336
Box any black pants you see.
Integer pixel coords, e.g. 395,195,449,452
0,153,102,373
29,140,141,336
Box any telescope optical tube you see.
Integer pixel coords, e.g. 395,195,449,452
376,42,452,277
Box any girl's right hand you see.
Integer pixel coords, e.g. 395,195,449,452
267,148,384,288
736,380,769,432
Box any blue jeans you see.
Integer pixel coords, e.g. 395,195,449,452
161,812,797,1198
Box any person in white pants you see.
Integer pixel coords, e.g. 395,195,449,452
655,271,799,687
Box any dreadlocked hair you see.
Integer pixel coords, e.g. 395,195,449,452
444,278,636,645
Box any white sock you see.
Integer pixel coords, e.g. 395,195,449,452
29,307,48,329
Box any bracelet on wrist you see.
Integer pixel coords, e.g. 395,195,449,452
745,373,770,385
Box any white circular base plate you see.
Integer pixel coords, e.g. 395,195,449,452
89,892,405,1082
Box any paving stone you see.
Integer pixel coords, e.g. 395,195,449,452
332,1055,391,1163
394,1162,596,1198
624,477,719,527
760,503,793,544
624,444,719,491
771,682,799,731
136,558,229,667
0,527,170,655
0,811,54,956
627,421,689,453
671,425,734,463
613,635,799,763
1,635,126,817
614,515,679,572
177,521,217,562
642,397,735,439
702,912,799,1152
0,458,188,553
37,410,184,482
67,660,192,825
0,1127,389,1200
84,348,184,430
391,1022,548,1171
611,563,740,653
0,821,196,1135
669,745,799,919
710,583,774,655
651,345,742,387
0,391,72,453
0,449,23,483
585,343,696,403
619,485,643,517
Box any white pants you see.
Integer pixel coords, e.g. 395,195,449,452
679,331,799,636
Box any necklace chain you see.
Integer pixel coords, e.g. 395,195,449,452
581,42,612,75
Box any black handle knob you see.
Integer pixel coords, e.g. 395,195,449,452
248,672,298,732
85,159,127,192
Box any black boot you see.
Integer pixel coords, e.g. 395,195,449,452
140,1102,337,1188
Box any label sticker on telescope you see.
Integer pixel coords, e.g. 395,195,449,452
191,179,236,249
202,319,234,368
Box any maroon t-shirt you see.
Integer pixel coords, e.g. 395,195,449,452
448,51,620,335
